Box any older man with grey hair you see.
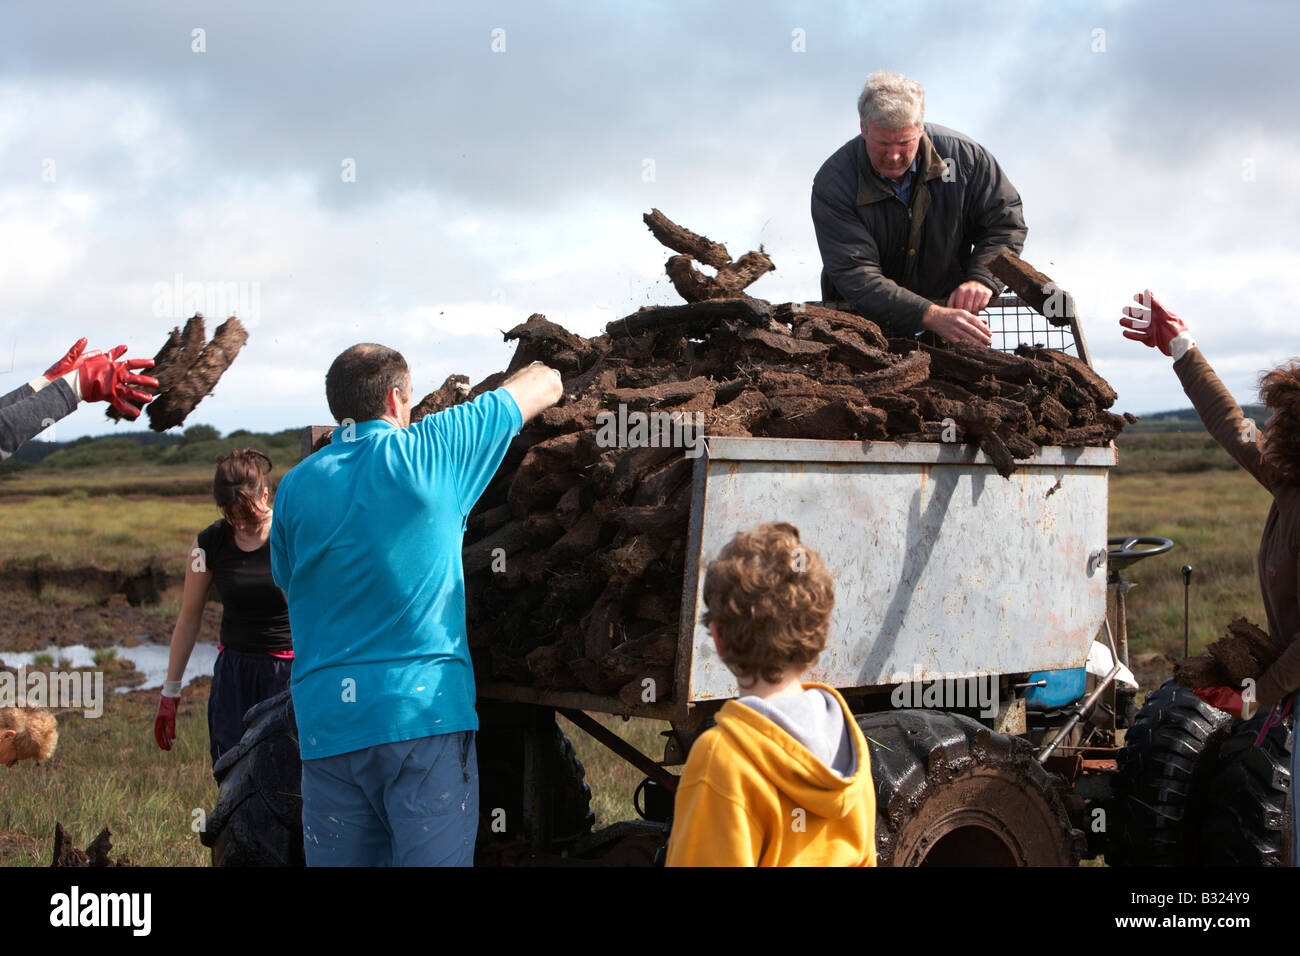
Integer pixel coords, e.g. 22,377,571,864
811,71,1027,344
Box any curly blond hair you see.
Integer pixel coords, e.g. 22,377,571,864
701,523,835,687
0,705,59,762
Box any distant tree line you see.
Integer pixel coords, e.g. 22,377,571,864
0,424,302,473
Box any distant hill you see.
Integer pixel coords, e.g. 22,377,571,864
9,430,179,465
1126,404,1269,433
0,425,301,473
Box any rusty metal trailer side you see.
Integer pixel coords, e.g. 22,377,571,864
478,435,1115,722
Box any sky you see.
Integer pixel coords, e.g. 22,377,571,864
1,0,1297,442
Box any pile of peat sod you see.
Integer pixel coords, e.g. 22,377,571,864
410,212,1130,703
1174,617,1285,688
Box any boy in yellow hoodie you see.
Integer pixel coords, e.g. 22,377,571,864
665,522,876,867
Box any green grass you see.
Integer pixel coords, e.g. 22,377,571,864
560,714,667,828
0,676,216,866
0,463,215,496
0,494,223,572
38,583,109,607
1109,432,1270,662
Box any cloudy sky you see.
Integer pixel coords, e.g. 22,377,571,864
2,0,1296,441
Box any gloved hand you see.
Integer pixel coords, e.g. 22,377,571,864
78,347,159,420
1119,290,1190,357
154,692,179,750
43,338,103,381
1193,685,1245,719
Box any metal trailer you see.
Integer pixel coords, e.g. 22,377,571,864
470,297,1136,866
475,430,1118,865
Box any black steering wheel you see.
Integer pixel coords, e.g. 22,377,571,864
1107,535,1174,572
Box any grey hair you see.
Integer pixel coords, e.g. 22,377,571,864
857,71,925,129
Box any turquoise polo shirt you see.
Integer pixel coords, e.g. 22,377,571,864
270,388,523,760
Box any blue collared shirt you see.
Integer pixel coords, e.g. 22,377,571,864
270,388,523,759
877,156,918,206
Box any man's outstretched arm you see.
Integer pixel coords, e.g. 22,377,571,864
501,362,563,423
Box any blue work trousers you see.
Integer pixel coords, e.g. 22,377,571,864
301,731,478,866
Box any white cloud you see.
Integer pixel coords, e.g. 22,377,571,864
1,1,1296,438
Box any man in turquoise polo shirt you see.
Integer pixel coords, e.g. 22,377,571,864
270,344,562,866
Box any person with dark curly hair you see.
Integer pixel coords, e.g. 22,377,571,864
1121,290,1300,861
1122,292,1300,713
665,522,876,867
153,448,292,767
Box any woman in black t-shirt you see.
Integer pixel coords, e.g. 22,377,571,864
153,448,293,767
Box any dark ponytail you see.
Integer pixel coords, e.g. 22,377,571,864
213,448,273,531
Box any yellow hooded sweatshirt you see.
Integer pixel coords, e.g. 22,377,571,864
665,682,876,866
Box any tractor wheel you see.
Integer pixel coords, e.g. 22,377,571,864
858,709,1083,866
201,689,304,867
1198,706,1293,866
1106,680,1234,866
475,705,595,854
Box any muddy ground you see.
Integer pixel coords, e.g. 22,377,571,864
0,583,221,654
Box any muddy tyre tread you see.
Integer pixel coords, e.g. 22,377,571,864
1107,680,1234,867
476,716,594,850
1199,709,1292,866
858,709,1082,866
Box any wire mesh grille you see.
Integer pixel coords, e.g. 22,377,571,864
982,295,1079,357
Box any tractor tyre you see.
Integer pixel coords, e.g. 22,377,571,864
475,707,595,854
201,689,304,867
1199,706,1293,866
859,709,1083,866
1106,679,1234,866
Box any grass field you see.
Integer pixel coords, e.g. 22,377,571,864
1108,430,1269,662
0,674,216,867
0,426,1275,865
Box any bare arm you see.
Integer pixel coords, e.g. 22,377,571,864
501,362,563,423
164,537,213,688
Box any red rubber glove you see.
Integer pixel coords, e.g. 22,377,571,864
43,338,103,381
78,346,159,419
1119,290,1189,357
154,694,178,750
1193,685,1245,719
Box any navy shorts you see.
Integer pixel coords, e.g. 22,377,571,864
300,731,478,867
207,647,293,766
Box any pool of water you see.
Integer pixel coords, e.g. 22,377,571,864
0,641,219,694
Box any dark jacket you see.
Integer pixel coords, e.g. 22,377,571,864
0,380,77,461
1175,347,1300,710
811,123,1027,337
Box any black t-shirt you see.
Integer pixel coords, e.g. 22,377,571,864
195,518,293,653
